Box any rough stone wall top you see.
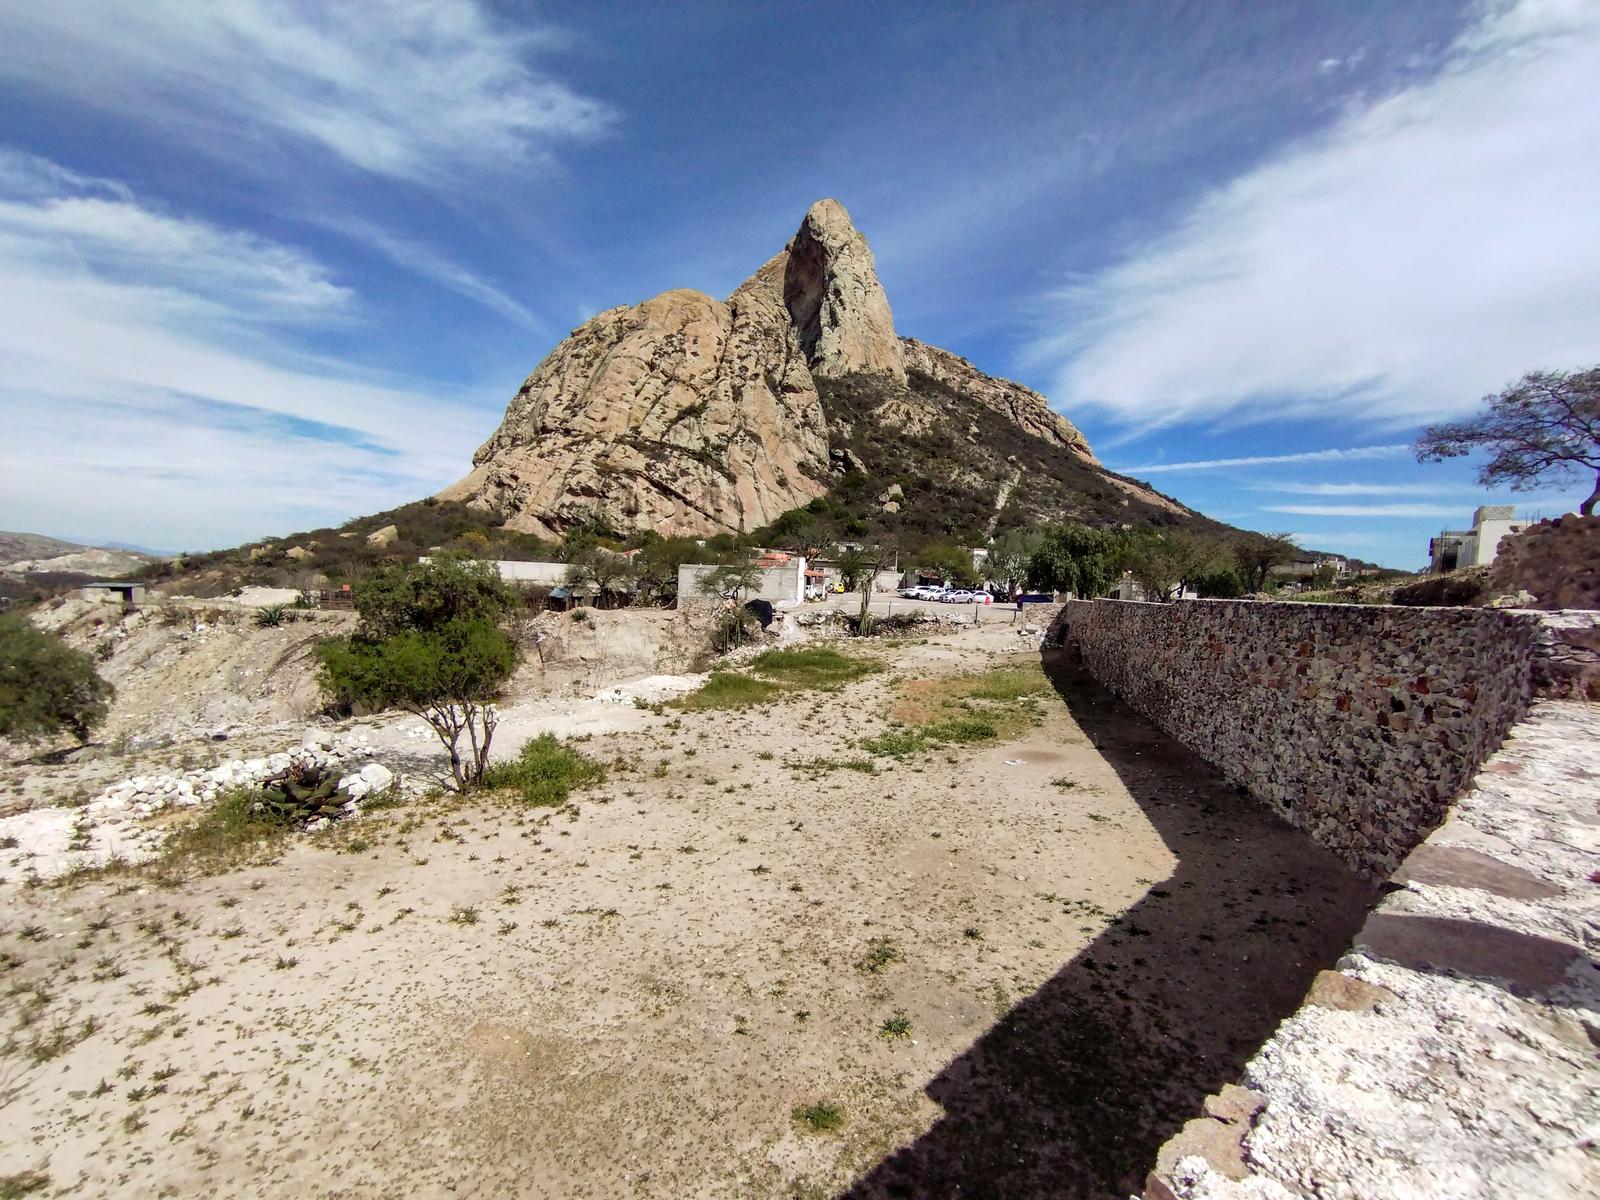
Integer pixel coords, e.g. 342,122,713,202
438,286,829,538
781,198,906,383
1145,699,1600,1200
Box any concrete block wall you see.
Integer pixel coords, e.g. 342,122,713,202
1048,599,1544,876
676,560,805,606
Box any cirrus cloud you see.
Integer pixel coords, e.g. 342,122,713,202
1036,0,1600,432
0,0,613,187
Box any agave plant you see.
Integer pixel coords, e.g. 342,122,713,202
257,758,346,825
254,604,288,629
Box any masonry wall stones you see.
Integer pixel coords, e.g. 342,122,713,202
1048,599,1546,875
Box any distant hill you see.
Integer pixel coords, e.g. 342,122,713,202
0,531,159,581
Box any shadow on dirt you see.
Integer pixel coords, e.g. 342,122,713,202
836,650,1381,1199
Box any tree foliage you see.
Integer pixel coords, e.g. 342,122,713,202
319,556,518,790
696,558,765,602
1027,526,1119,597
1415,366,1600,515
351,554,514,640
1231,532,1299,593
0,614,114,745
987,529,1044,597
564,546,638,607
1119,529,1225,602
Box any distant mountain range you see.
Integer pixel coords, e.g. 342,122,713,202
0,531,161,578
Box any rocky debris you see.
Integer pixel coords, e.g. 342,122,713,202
0,736,402,883
439,286,830,539
779,198,905,383
365,523,400,548
86,739,395,824
284,545,311,561
900,337,1096,462
1488,513,1599,609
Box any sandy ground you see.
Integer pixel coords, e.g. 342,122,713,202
0,624,1379,1199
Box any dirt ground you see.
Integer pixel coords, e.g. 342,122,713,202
0,623,1379,1199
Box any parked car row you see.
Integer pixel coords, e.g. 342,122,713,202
897,585,995,604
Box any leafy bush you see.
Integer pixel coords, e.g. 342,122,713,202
0,614,114,745
482,734,605,806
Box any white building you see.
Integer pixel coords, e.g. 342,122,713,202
1428,505,1522,573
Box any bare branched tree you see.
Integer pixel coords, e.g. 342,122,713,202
1416,367,1600,516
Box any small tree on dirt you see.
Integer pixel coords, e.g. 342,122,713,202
318,556,517,791
1231,532,1298,594
847,543,892,636
0,613,114,745
1415,367,1600,516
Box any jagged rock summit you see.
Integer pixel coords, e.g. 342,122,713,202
442,198,1190,539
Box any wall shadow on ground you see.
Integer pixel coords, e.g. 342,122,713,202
835,651,1383,1200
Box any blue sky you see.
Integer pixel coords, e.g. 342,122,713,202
0,1,1596,566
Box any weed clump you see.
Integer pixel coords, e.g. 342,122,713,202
792,1101,845,1133
482,734,605,807
856,936,904,975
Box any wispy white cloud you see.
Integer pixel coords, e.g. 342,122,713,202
0,151,489,548
1248,480,1471,496
1118,444,1409,474
1035,0,1600,431
0,149,349,320
0,1,612,187
1266,503,1475,518
315,215,543,330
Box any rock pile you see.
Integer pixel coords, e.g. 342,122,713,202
86,736,397,827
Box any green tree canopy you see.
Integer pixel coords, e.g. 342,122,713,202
352,554,513,640
1027,526,1119,597
0,614,114,745
1231,532,1299,594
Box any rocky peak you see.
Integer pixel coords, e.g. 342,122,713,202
779,199,905,383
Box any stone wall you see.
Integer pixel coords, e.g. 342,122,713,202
1143,699,1599,1200
1048,599,1545,875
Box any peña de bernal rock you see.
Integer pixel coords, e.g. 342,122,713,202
440,199,1194,539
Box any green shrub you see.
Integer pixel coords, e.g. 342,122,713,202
482,734,605,807
792,1102,845,1133
0,614,113,744
155,789,297,876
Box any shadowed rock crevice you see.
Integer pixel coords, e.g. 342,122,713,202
835,653,1381,1200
